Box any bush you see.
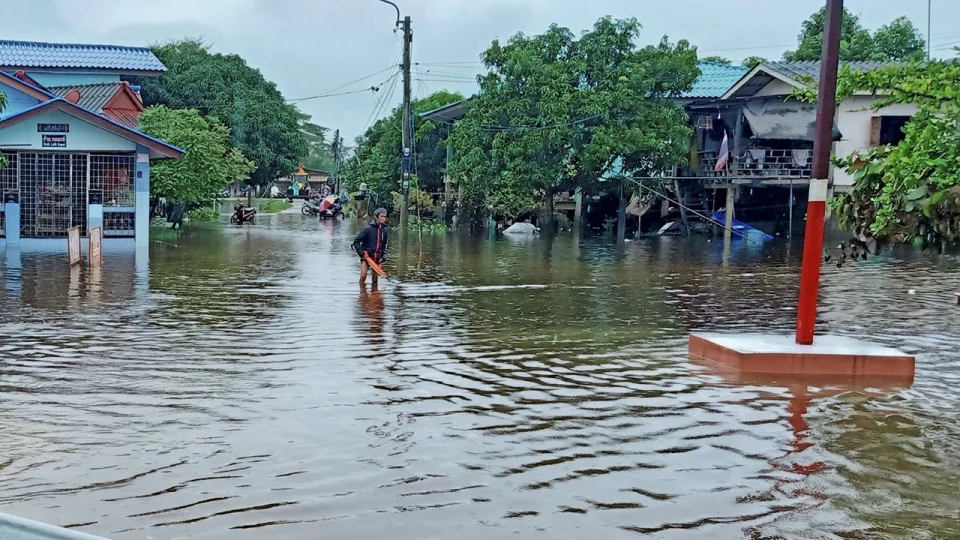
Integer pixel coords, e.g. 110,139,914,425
260,200,292,213
187,206,221,223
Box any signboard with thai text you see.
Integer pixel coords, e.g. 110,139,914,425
88,226,103,268
42,135,67,148
37,123,70,133
67,227,81,266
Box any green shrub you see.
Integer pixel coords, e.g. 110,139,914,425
187,206,221,223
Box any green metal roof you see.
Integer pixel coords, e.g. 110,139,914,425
681,62,750,99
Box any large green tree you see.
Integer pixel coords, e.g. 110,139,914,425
795,60,960,252
340,90,464,205
139,105,255,203
784,8,925,62
296,110,335,171
447,17,698,228
136,38,307,185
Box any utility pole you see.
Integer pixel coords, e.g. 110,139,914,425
378,0,412,238
795,0,842,346
400,15,413,240
331,129,341,194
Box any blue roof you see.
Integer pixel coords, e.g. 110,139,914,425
0,40,166,73
682,62,750,99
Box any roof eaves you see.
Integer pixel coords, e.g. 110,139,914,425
0,98,184,158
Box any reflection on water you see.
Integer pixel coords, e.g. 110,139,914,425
0,217,959,539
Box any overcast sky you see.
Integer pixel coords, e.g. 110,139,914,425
4,0,957,142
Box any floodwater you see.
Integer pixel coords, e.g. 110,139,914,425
1,216,959,540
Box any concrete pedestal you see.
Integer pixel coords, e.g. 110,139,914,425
689,333,915,379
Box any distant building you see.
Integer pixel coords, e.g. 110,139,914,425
0,40,182,249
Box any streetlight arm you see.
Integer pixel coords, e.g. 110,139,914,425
377,0,401,27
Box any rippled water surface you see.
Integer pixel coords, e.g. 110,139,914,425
1,216,959,539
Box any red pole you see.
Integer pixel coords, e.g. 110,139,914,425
796,0,843,345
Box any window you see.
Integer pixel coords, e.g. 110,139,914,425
870,116,911,146
90,154,136,207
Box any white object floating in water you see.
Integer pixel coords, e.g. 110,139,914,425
502,222,539,235
908,290,916,295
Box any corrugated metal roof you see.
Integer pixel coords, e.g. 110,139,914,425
0,40,166,72
102,108,141,129
682,62,751,99
762,61,893,84
47,82,123,113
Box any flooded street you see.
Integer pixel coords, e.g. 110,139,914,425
1,216,959,539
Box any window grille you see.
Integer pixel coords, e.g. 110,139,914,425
90,154,135,207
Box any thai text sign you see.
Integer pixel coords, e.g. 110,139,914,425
42,135,67,148
38,123,70,133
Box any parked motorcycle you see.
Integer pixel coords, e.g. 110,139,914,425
230,203,257,224
301,197,322,217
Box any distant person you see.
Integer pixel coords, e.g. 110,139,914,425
352,208,390,287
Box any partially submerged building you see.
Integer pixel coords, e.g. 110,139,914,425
0,40,183,250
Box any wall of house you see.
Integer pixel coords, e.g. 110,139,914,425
833,95,918,189
0,82,41,116
0,110,137,152
753,79,796,97
26,72,121,87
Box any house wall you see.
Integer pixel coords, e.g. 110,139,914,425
26,72,122,87
0,110,137,152
833,95,918,188
0,82,42,116
753,79,796,97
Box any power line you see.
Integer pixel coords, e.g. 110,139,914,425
286,64,400,103
287,86,386,103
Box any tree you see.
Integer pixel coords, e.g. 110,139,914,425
700,55,732,65
783,8,924,62
742,56,767,69
447,17,698,229
139,105,255,204
795,61,960,252
136,38,307,186
340,90,464,206
872,17,927,62
296,110,335,171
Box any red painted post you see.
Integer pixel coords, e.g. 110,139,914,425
796,0,843,345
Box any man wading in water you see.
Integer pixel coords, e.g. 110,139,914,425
352,208,390,287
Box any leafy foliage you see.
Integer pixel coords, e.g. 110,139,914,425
700,55,732,65
742,56,767,69
137,38,308,185
139,105,255,204
340,90,464,204
784,8,925,62
447,17,698,227
296,110,335,172
797,61,960,251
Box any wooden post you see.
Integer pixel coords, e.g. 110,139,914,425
616,186,627,242
573,187,583,232
674,179,691,237
724,184,735,241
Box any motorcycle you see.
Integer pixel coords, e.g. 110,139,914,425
303,195,345,220
230,203,257,224
301,197,322,217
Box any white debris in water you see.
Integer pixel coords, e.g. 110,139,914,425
502,222,539,235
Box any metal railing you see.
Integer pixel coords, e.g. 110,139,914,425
695,148,813,179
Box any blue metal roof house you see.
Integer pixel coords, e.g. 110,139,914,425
0,40,182,250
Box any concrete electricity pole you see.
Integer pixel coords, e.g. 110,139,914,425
795,0,843,345
378,1,412,239
400,15,413,239
331,129,342,194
